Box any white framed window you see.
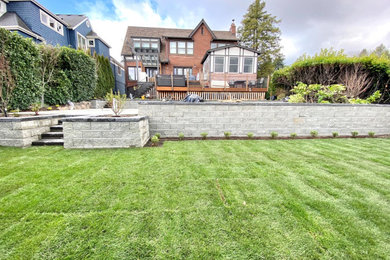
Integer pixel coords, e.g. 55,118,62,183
244,57,253,73
88,39,95,48
0,1,7,17
170,41,194,55
40,10,64,35
214,56,224,73
229,57,239,73
77,32,87,50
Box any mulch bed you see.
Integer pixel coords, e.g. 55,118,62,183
144,135,390,147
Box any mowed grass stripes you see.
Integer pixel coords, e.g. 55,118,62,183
0,139,389,259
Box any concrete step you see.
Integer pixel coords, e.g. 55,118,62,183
32,139,64,146
50,125,63,132
41,132,63,139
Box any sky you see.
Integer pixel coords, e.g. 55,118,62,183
39,0,390,64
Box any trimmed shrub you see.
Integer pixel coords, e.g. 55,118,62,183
155,133,161,139
368,131,375,138
224,132,231,139
332,132,339,138
351,131,359,138
94,54,115,99
247,132,254,139
290,133,297,139
270,131,278,139
310,130,319,137
0,28,41,110
178,133,184,140
44,70,71,105
201,132,208,140
58,47,96,102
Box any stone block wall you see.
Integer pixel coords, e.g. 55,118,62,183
0,115,61,147
138,102,390,138
62,116,149,149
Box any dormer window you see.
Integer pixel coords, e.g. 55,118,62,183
88,39,95,48
40,10,64,35
132,38,159,53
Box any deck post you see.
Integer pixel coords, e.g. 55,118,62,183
246,76,248,91
171,72,174,92
187,70,190,94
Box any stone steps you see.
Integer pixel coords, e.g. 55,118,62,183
32,122,64,146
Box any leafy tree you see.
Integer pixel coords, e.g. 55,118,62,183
39,44,60,107
359,44,390,58
238,0,283,77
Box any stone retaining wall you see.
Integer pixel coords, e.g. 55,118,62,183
138,102,390,137
62,116,149,149
0,115,63,147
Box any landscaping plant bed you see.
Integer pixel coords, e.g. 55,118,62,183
160,134,390,142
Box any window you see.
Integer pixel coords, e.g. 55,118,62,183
244,57,253,73
174,67,193,76
210,43,228,49
40,10,63,35
77,33,87,50
117,67,122,76
88,39,95,48
132,38,159,52
214,57,224,73
0,1,6,17
229,57,239,73
170,41,194,55
128,67,137,80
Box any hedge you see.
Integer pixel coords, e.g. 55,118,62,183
0,28,41,110
94,54,114,98
272,50,390,103
58,47,97,102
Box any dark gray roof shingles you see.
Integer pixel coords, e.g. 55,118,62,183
56,14,87,28
0,12,37,35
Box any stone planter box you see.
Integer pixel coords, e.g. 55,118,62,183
0,115,64,147
62,116,149,149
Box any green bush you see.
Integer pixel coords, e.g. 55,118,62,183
155,133,161,139
94,54,114,99
201,132,208,140
272,49,390,103
247,132,254,139
58,47,96,102
270,132,278,139
368,131,375,138
224,132,231,139
44,70,71,105
310,130,319,137
290,133,297,139
151,135,160,146
351,131,359,138
332,132,339,138
0,28,41,110
178,133,184,140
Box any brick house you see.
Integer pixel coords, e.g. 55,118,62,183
121,19,237,84
0,0,125,94
121,19,267,100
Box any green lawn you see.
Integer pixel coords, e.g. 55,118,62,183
0,139,389,259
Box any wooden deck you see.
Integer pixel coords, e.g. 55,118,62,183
156,86,268,92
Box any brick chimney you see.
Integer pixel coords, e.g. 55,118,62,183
230,19,236,36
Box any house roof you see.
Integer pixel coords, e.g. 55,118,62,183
9,0,67,26
189,19,216,39
0,12,44,40
110,57,124,70
201,45,260,64
86,30,111,48
121,21,238,61
56,14,88,29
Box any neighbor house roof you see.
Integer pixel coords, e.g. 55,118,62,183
56,14,88,29
0,12,44,40
201,45,260,64
86,30,111,48
121,21,238,62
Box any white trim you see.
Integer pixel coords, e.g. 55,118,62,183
0,0,6,17
2,26,45,41
87,38,95,47
76,32,87,50
40,9,64,36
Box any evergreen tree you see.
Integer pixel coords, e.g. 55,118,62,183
94,54,115,99
238,0,283,77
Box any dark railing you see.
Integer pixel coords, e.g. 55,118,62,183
156,74,186,87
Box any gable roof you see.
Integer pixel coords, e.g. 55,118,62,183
189,19,216,39
201,45,260,64
121,21,238,59
56,14,88,29
86,30,111,48
0,12,44,40
9,0,67,26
